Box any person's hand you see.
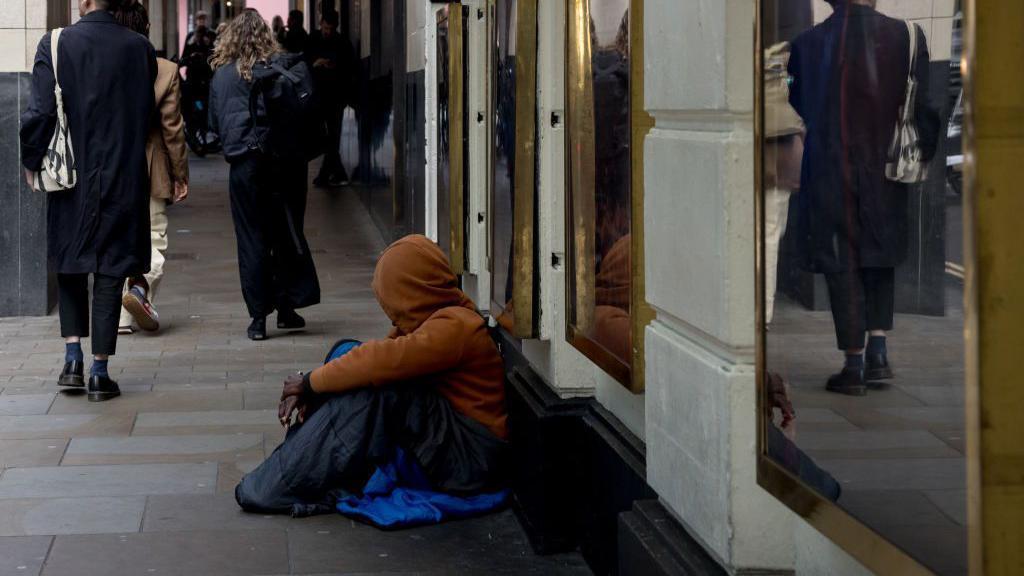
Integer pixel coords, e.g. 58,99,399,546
24,169,34,190
173,181,189,203
279,373,312,428
313,58,330,68
767,371,795,433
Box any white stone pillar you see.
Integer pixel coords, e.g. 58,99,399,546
642,0,793,570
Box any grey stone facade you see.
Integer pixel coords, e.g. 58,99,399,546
0,72,54,317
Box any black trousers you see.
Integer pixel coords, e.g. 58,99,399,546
57,273,124,356
316,100,348,182
235,385,507,517
824,266,895,351
228,153,321,319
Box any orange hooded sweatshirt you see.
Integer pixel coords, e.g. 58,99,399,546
309,235,508,440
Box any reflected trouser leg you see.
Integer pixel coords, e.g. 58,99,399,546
824,266,867,352
764,187,792,324
863,267,895,332
91,273,124,356
229,156,274,318
317,103,344,180
58,273,90,339
120,198,169,327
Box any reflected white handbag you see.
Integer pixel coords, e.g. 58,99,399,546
885,21,928,184
33,28,77,193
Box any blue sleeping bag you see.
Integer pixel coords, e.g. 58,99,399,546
324,339,511,529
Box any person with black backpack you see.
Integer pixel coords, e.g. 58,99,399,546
209,9,321,341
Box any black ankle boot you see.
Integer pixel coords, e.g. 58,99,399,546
58,361,85,388
277,309,306,330
248,317,268,341
87,374,121,402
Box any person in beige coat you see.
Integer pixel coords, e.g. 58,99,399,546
114,2,189,334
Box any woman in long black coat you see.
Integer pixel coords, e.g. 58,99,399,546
209,9,321,341
20,2,156,400
788,0,939,395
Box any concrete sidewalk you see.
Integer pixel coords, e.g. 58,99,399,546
0,156,588,576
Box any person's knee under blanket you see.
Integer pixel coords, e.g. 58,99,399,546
235,234,509,516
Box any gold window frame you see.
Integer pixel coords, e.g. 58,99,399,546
564,0,653,391
489,0,540,339
751,1,1024,574
437,3,467,274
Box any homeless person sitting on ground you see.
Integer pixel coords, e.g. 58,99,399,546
236,235,508,517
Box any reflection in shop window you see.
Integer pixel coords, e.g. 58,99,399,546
566,0,633,386
758,1,966,574
490,0,538,338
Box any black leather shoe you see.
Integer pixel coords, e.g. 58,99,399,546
58,361,85,388
865,353,894,382
87,375,121,402
826,368,867,396
277,309,306,330
248,317,268,341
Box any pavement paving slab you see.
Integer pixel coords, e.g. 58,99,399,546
0,440,68,470
41,529,290,576
47,389,243,415
0,395,55,417
0,536,51,576
0,497,145,536
62,434,265,466
132,410,282,436
0,463,218,499
0,414,135,440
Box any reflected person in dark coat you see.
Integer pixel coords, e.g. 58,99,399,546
788,0,939,395
20,0,157,402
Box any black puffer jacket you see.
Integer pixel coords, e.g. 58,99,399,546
209,61,267,161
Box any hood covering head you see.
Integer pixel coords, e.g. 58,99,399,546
372,235,474,335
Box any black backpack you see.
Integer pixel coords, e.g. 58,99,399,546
249,54,324,161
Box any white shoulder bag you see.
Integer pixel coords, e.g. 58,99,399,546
33,28,78,193
885,21,928,184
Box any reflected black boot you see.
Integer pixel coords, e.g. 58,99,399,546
277,309,306,331
864,336,893,383
248,317,268,341
826,368,867,396
865,353,893,383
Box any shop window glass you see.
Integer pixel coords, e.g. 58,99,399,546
490,0,538,337
436,4,467,271
566,0,634,386
757,1,968,574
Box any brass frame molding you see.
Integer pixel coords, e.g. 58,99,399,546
489,0,540,339
439,3,467,274
965,1,1024,573
564,0,651,392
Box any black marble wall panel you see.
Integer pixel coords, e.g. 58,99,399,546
0,73,54,317
406,69,426,236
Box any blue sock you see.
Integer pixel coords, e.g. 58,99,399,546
867,335,887,356
91,359,109,378
844,354,864,371
130,285,147,301
65,342,83,363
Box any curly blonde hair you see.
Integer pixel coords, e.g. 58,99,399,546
210,9,281,82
